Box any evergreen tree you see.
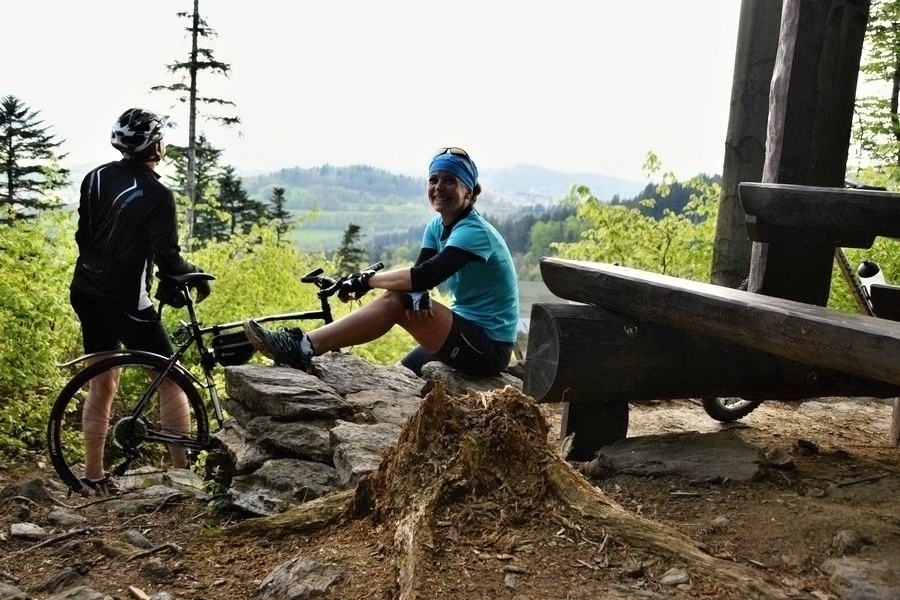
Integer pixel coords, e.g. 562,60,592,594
217,165,267,239
151,0,239,243
268,186,292,244
0,95,69,224
165,134,223,246
334,223,368,275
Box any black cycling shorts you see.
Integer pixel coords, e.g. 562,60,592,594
401,312,514,377
70,291,173,356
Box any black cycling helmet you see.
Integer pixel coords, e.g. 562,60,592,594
110,108,167,155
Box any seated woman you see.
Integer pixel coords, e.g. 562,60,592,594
244,147,520,377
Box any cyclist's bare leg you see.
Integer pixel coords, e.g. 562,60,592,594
309,291,453,354
158,378,190,469
82,359,120,481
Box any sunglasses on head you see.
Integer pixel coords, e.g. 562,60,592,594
433,147,471,161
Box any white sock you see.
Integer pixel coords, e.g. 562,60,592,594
299,333,314,357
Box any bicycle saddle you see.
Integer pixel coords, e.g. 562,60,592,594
156,271,217,286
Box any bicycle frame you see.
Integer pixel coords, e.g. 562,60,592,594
173,298,335,427
49,263,384,492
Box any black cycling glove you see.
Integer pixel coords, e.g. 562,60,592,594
190,267,212,302
338,270,375,301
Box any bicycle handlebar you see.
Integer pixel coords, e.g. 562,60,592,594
318,262,385,298
156,262,386,310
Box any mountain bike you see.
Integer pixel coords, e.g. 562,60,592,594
46,263,383,494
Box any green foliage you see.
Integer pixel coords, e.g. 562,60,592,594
166,134,225,246
216,165,268,239
268,186,292,244
0,216,425,461
242,164,423,202
851,0,900,180
240,165,431,252
158,228,417,367
0,213,81,456
553,161,720,282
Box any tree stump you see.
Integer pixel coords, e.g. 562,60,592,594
225,384,792,598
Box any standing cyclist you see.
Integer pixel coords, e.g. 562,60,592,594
69,108,210,493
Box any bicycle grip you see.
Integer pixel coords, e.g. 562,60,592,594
300,268,325,283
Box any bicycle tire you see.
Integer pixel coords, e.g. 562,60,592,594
700,396,763,423
47,353,210,493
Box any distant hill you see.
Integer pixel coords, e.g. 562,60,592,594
65,161,643,207
59,161,646,252
239,163,644,208
480,165,645,204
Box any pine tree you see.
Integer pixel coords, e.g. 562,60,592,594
334,223,368,275
151,0,239,245
217,165,267,239
165,134,223,246
0,95,70,224
268,186,292,245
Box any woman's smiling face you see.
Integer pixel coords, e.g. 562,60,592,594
427,171,469,219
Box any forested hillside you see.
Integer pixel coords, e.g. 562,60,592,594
238,163,645,255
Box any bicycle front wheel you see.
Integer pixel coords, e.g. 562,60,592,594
47,353,210,493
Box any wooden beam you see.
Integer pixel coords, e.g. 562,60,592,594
739,182,900,243
539,258,900,388
524,302,900,403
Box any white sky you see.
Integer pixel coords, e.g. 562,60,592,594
4,1,741,182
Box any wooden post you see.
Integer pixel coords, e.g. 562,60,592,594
712,0,782,288
749,0,870,304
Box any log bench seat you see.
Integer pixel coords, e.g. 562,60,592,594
523,258,900,458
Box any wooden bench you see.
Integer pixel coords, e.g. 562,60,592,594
523,258,900,459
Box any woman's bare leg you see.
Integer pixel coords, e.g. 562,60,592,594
309,291,454,355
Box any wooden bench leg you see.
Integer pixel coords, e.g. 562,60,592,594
892,398,900,447
559,400,629,461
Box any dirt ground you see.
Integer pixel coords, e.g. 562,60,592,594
1,394,897,600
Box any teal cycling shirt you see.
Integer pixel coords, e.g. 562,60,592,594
421,209,520,343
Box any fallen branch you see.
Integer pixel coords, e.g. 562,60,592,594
125,542,183,563
0,528,91,560
833,472,888,488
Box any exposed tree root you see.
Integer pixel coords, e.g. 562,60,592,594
220,489,354,539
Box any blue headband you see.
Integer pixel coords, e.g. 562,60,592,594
429,153,478,191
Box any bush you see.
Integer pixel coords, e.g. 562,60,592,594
0,213,81,456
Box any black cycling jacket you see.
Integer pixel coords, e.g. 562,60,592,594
71,159,198,309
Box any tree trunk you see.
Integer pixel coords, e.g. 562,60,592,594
186,0,200,251
712,0,783,288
